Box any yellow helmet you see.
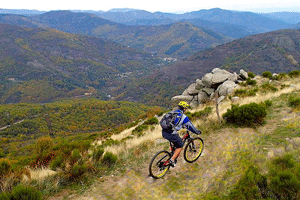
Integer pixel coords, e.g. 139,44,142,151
178,101,190,109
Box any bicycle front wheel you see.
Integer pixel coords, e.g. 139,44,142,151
183,137,204,163
149,150,171,179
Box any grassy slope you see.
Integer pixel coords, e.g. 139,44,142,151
46,77,300,199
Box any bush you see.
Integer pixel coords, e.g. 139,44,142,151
34,136,53,156
11,184,42,200
228,166,267,200
261,82,278,92
102,152,118,166
246,78,257,86
144,117,158,125
288,94,300,108
92,146,104,162
288,70,300,78
0,192,11,200
222,103,267,127
248,71,255,78
263,100,273,107
69,149,81,165
262,71,273,79
186,107,213,120
68,163,87,180
50,154,64,170
0,158,12,177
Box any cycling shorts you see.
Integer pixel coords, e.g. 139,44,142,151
162,130,184,148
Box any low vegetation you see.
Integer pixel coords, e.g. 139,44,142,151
0,70,299,199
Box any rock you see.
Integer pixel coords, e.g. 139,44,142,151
195,79,205,90
202,73,213,88
231,96,240,102
182,83,197,96
211,69,232,84
239,69,248,80
216,81,238,96
197,91,210,103
202,88,214,96
228,72,238,82
171,95,194,102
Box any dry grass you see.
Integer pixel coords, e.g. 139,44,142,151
26,167,57,183
103,77,300,156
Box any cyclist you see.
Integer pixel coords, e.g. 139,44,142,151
162,101,201,167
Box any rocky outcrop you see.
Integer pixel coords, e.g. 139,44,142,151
171,68,248,108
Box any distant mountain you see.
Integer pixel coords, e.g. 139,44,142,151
90,21,232,58
0,11,232,58
97,8,291,34
0,8,44,15
0,24,159,103
261,12,300,24
114,29,300,106
0,14,46,28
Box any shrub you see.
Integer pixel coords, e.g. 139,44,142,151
11,184,42,200
69,149,81,165
132,124,149,137
68,163,87,180
269,170,300,199
261,82,278,92
144,117,158,125
92,146,104,162
222,103,267,127
50,154,64,170
248,71,255,78
228,166,267,200
0,192,11,200
263,100,273,107
275,72,287,80
34,136,53,156
262,71,273,79
102,152,118,166
246,78,257,86
0,158,12,177
186,107,213,120
288,94,300,108
288,70,300,78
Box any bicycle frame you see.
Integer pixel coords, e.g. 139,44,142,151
169,131,192,154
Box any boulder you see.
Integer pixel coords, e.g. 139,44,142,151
202,73,213,88
216,81,238,96
195,79,205,90
182,83,199,96
171,95,194,103
202,87,215,96
239,69,248,80
197,91,210,103
211,69,232,84
228,72,238,82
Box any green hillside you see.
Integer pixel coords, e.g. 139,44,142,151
0,24,160,104
114,29,300,107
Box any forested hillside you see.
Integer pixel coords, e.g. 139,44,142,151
115,29,300,106
0,24,159,104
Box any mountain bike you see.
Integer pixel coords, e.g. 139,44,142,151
149,130,204,179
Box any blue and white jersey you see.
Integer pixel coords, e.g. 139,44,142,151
172,109,199,135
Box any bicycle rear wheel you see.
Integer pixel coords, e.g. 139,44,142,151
149,150,171,179
183,137,204,163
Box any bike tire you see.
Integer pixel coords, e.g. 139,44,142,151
149,150,171,179
183,137,204,163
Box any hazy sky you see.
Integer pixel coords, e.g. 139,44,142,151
2,0,300,13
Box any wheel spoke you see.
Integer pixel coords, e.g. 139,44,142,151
183,137,204,163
